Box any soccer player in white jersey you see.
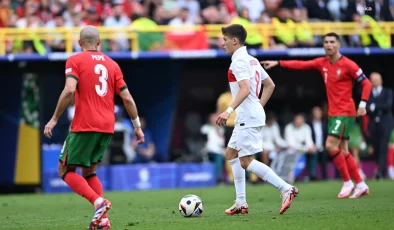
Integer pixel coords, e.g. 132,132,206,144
216,24,299,215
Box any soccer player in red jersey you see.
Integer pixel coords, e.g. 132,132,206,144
44,26,145,229
262,33,372,199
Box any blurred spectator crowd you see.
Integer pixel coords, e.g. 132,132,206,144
197,102,394,184
191,84,394,184
1,0,394,53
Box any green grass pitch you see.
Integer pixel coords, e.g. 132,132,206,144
1,180,393,230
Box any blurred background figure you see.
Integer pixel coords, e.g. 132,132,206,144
292,8,315,47
113,105,134,163
260,111,287,166
285,113,317,180
132,117,156,164
230,8,263,49
216,89,235,183
103,3,131,52
308,106,328,180
200,113,225,183
388,130,394,179
271,7,297,49
169,7,194,27
366,72,394,179
348,120,367,180
102,105,135,165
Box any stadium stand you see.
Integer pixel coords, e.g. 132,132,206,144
0,0,394,54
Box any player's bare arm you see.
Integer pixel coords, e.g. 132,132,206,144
119,88,145,144
357,78,372,116
44,77,77,138
216,80,250,126
260,76,275,107
351,64,372,117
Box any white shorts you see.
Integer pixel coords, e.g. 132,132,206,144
228,126,263,157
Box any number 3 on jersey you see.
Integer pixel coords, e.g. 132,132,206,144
255,71,261,97
95,64,108,96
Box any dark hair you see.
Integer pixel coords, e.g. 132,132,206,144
221,24,247,45
266,111,276,121
295,113,306,119
55,12,64,18
323,32,340,41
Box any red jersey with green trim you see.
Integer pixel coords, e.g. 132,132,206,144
279,56,372,117
65,51,127,133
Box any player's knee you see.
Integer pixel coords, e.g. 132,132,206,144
339,142,348,154
58,163,67,178
81,168,91,178
239,156,253,169
340,146,348,154
325,138,339,153
225,148,238,161
58,164,76,179
325,144,334,153
81,166,97,178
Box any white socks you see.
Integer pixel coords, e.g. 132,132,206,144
94,197,104,207
356,181,368,188
246,159,291,193
344,180,353,187
388,166,394,179
229,158,246,205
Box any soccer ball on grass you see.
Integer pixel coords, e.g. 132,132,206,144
178,194,203,217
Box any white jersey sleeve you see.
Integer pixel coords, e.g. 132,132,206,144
228,47,266,127
232,60,250,82
260,66,269,81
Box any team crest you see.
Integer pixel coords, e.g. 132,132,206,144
336,69,341,79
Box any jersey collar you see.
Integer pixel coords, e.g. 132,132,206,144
231,46,247,61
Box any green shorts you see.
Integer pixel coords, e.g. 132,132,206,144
328,116,355,140
390,130,394,143
348,136,362,149
59,132,112,167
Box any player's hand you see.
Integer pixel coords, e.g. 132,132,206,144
357,107,367,116
260,60,279,70
44,119,58,138
216,111,230,126
134,128,145,145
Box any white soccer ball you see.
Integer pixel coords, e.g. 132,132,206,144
178,194,203,217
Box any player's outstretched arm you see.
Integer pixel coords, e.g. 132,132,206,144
261,59,319,70
119,88,145,144
44,77,77,138
260,76,275,107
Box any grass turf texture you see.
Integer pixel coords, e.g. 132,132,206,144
1,180,393,230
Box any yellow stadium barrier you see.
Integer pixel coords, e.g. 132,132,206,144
0,22,393,55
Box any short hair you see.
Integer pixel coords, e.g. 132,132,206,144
323,32,340,41
266,111,276,121
221,24,247,45
295,113,306,119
